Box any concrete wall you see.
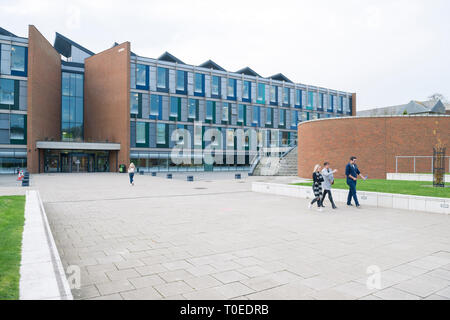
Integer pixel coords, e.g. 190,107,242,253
298,116,450,179
27,25,61,173
84,42,130,172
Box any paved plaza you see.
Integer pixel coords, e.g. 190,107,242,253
7,172,450,300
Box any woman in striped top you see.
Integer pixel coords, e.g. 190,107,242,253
308,164,324,212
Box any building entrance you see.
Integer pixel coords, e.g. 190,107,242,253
44,150,110,173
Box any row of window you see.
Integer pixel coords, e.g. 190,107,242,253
0,44,28,77
131,93,342,128
132,122,295,149
133,63,352,111
61,72,84,142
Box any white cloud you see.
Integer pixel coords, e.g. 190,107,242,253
1,0,449,110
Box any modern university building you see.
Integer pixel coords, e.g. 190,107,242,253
0,25,356,174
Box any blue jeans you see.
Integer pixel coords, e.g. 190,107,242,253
347,180,359,206
129,173,134,184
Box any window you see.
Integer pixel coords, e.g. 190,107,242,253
194,123,202,146
0,79,14,105
10,114,25,140
150,95,160,116
136,64,147,87
226,129,234,147
257,83,265,103
295,89,302,106
206,101,214,120
266,107,272,124
339,96,344,112
329,95,334,112
291,110,298,126
194,73,204,94
10,45,26,73
130,93,139,115
279,109,285,125
176,70,186,91
136,122,146,144
281,131,289,146
188,99,197,119
156,123,166,144
61,72,84,141
211,76,220,96
170,97,178,117
252,106,259,124
238,104,245,123
222,103,229,121
283,87,289,105
157,67,167,89
307,91,314,110
227,78,236,98
270,86,277,103
319,93,324,110
242,81,251,100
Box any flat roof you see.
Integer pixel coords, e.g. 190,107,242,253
36,141,120,151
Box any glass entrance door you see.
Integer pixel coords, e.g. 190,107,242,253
71,154,94,172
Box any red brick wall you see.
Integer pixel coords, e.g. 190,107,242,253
84,42,130,172
27,25,62,173
298,116,450,179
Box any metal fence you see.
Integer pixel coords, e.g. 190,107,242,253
395,156,450,173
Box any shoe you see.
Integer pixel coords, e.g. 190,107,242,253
356,205,362,209
332,206,337,209
317,208,323,212
347,204,353,207
308,203,312,209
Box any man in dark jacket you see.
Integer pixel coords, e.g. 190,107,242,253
345,156,366,208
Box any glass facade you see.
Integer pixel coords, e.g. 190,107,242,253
176,70,186,91
136,64,147,87
128,60,353,172
157,67,167,89
0,78,14,106
61,72,84,142
10,45,26,74
212,76,220,96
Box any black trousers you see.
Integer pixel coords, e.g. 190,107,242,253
322,190,336,207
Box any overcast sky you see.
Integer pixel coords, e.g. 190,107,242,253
1,0,449,110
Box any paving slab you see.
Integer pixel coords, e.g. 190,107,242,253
27,172,450,300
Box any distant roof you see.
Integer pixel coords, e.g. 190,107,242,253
430,100,446,114
358,99,448,116
198,59,226,71
54,32,94,58
235,67,261,77
268,73,293,83
0,27,17,37
158,51,185,65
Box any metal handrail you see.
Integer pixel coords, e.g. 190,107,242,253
280,140,298,159
395,156,450,173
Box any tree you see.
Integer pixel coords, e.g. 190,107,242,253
428,93,447,102
403,109,408,115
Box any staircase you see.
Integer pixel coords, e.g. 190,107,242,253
277,147,298,176
252,146,298,176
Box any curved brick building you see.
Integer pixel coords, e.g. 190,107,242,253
297,115,450,179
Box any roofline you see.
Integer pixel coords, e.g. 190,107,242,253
132,54,353,95
55,32,95,56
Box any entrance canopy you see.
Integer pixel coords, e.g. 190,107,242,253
36,141,120,151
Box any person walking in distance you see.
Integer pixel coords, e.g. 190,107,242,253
309,164,324,212
321,162,338,209
128,162,136,186
345,156,367,208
